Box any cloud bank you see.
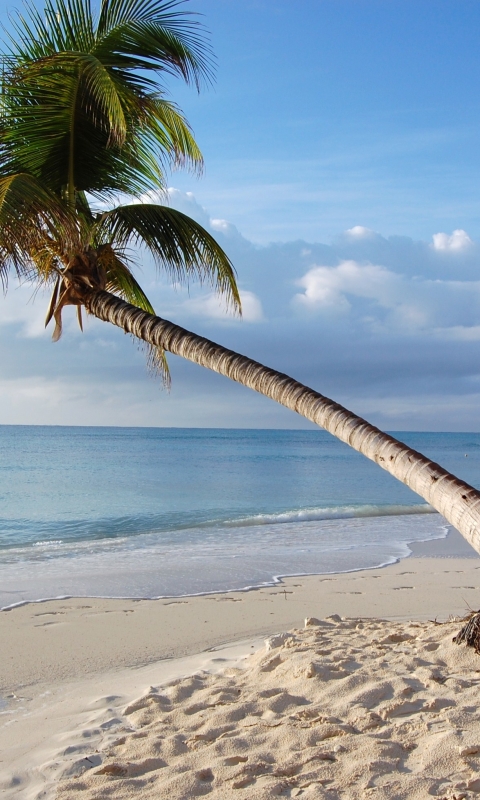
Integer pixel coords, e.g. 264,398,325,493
1,189,480,431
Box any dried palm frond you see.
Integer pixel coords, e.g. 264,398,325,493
145,341,171,389
453,610,480,653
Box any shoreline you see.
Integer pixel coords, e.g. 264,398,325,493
2,528,479,693
0,508,451,612
1,520,474,614
2,528,480,798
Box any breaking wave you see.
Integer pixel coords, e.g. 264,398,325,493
222,504,434,528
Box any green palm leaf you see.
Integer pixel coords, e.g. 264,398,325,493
97,244,170,384
99,245,155,312
96,0,213,87
99,203,241,312
23,53,128,143
0,0,241,379
0,173,72,283
140,97,203,173
2,61,202,198
8,0,96,58
94,19,212,88
8,0,213,87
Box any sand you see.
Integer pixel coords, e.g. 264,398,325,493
3,529,480,799
54,618,480,800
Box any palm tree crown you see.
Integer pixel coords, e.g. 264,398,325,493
0,0,240,378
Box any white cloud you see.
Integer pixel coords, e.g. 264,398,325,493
210,218,244,241
294,262,354,312
431,229,473,251
345,225,377,239
294,259,480,334
181,290,264,323
0,283,53,338
295,260,401,313
165,187,212,228
237,291,264,322
135,187,169,204
136,187,213,230
4,185,480,430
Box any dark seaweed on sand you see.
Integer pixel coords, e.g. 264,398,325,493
453,611,480,653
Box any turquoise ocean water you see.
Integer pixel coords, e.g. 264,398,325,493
0,426,479,609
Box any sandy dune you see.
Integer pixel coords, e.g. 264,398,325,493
52,616,480,800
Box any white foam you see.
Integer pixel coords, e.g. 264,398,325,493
224,503,435,527
0,512,450,610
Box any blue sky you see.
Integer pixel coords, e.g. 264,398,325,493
169,0,480,242
1,0,480,430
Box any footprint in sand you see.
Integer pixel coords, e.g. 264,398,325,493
34,620,65,627
165,601,189,606
223,756,248,766
215,597,242,602
104,609,135,614
34,611,65,617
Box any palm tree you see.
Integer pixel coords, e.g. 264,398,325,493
0,0,241,380
2,0,480,556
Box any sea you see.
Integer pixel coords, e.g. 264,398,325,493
0,426,479,610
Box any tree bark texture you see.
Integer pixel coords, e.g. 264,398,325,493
87,289,480,555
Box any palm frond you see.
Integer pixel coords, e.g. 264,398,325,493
0,173,73,284
97,244,155,312
8,0,96,59
95,19,212,88
0,0,240,379
7,0,213,89
95,244,170,384
2,53,129,185
98,0,184,30
20,52,128,145
45,275,61,327
141,97,203,173
1,60,200,197
99,203,241,312
144,339,171,388
96,0,213,88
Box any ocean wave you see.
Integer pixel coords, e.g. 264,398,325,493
0,503,435,553
0,513,451,609
221,504,435,528
32,539,63,547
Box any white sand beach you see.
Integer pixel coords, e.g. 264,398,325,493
3,530,480,799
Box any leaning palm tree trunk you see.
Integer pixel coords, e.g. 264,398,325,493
87,289,480,555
